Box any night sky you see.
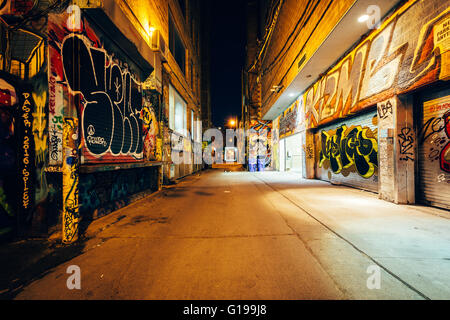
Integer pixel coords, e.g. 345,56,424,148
209,0,246,128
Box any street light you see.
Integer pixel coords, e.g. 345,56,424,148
228,116,238,128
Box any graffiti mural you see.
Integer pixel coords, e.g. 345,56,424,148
248,120,272,170
303,0,450,129
79,167,158,220
142,91,160,161
417,94,450,209
441,111,450,172
279,100,299,139
62,118,79,243
271,117,280,170
0,6,50,235
48,37,65,166
319,124,378,179
420,96,450,178
0,80,17,235
49,13,146,164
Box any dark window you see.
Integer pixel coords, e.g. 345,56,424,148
190,60,194,90
169,14,186,74
178,0,186,18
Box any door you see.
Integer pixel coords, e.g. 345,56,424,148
284,133,303,175
417,92,450,210
315,110,379,192
279,138,286,172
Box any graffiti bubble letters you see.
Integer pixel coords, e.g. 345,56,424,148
398,127,414,162
319,125,378,179
61,35,143,162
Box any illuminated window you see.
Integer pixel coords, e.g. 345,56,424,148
169,84,187,136
190,109,194,140
196,116,202,143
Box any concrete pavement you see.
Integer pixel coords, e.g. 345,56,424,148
10,170,450,299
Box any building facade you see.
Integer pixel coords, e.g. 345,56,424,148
243,0,450,211
0,0,210,241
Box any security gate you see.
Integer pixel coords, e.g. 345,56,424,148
417,93,450,210
315,111,379,192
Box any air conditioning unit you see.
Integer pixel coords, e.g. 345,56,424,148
150,30,167,62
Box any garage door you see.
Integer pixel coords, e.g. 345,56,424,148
316,111,379,192
417,94,450,210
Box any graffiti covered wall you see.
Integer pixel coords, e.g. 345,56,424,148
302,0,450,130
0,3,50,235
417,94,450,209
62,118,79,243
79,166,159,220
271,117,280,170
49,12,146,164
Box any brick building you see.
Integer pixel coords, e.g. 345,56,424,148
243,0,450,210
0,0,211,241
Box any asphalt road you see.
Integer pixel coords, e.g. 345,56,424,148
15,169,447,300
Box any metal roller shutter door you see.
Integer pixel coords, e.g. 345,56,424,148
418,95,450,210
315,110,379,192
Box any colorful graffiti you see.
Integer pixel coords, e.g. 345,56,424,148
441,111,450,172
271,117,280,170
0,83,16,234
48,43,65,166
62,118,80,243
303,0,450,129
142,93,159,161
49,13,146,164
248,120,272,170
279,100,300,139
319,125,378,179
0,3,51,235
78,167,158,219
420,96,450,176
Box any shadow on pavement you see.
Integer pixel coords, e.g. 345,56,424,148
0,237,88,300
